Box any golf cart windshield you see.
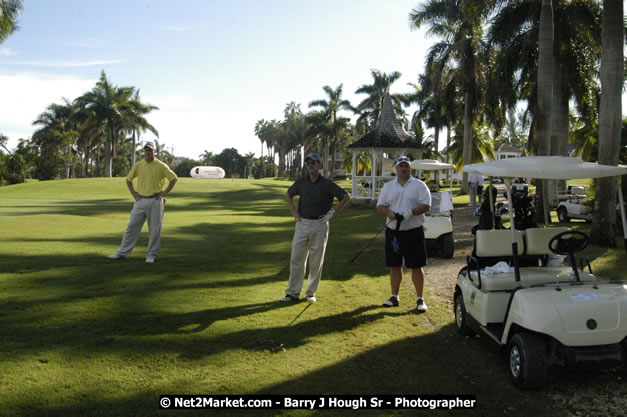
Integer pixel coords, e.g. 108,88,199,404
410,160,456,216
429,191,454,216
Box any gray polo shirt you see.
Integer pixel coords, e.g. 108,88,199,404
288,174,348,218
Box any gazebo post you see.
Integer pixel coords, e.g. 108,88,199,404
351,150,357,197
371,149,377,199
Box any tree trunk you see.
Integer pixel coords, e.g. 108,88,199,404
534,0,554,223
105,127,113,178
330,142,337,179
259,141,264,179
131,129,137,167
446,126,451,181
591,0,624,247
461,91,473,194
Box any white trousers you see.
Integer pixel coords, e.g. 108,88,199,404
469,182,478,207
286,219,329,298
115,198,165,258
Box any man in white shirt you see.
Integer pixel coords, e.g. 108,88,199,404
376,156,432,312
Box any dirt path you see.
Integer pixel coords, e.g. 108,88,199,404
427,203,476,303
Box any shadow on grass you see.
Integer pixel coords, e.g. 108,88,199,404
9,324,567,417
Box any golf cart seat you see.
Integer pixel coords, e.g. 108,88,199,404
469,229,595,291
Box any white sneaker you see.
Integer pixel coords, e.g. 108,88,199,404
107,254,122,260
307,296,317,303
417,297,428,312
145,257,155,263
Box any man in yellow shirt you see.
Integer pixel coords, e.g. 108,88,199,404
107,142,178,263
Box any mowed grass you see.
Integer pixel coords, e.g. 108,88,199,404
0,178,624,417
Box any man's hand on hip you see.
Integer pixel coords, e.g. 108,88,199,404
320,210,334,223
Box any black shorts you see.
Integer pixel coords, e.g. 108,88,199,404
385,226,428,268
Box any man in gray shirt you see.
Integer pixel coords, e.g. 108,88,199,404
280,153,351,303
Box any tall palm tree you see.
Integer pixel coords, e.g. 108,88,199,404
308,84,352,176
0,0,22,44
32,99,78,179
125,90,159,166
254,119,267,178
488,0,602,222
354,69,404,128
410,0,493,193
283,102,308,177
75,70,135,177
592,0,624,247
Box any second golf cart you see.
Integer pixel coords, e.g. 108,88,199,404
411,159,456,258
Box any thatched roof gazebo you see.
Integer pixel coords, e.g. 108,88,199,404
347,94,424,200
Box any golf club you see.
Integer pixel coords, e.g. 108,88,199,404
350,213,405,263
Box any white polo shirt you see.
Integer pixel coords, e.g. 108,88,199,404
377,176,432,231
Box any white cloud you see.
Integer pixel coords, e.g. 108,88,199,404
0,72,96,148
141,94,260,159
0,48,17,56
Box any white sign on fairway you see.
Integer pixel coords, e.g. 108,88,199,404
190,166,226,179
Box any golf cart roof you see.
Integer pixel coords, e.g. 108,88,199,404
411,159,456,171
464,156,627,180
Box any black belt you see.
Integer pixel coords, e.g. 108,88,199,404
140,193,160,198
302,215,321,220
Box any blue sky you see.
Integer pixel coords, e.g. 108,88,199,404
1,1,624,160
0,0,432,159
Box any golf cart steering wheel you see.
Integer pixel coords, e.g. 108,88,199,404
548,230,590,255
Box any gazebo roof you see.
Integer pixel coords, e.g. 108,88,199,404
496,143,524,153
348,94,421,150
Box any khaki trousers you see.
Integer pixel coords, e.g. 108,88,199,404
286,218,329,298
115,197,165,258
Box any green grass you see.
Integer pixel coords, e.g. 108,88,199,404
0,178,624,417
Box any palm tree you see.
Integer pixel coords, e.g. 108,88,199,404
0,133,10,154
32,99,79,179
0,0,22,44
75,70,135,177
488,0,602,222
354,69,404,128
254,119,267,178
283,102,308,177
447,122,495,171
125,90,159,166
199,150,215,165
592,0,624,247
308,84,352,176
410,0,493,193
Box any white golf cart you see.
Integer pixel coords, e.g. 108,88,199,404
411,160,456,258
556,185,592,222
454,156,627,389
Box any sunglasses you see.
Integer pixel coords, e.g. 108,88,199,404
305,160,318,166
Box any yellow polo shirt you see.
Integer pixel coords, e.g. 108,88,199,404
126,159,177,196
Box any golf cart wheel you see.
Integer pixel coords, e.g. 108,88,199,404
508,333,548,389
557,207,570,223
440,232,455,259
454,293,475,337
